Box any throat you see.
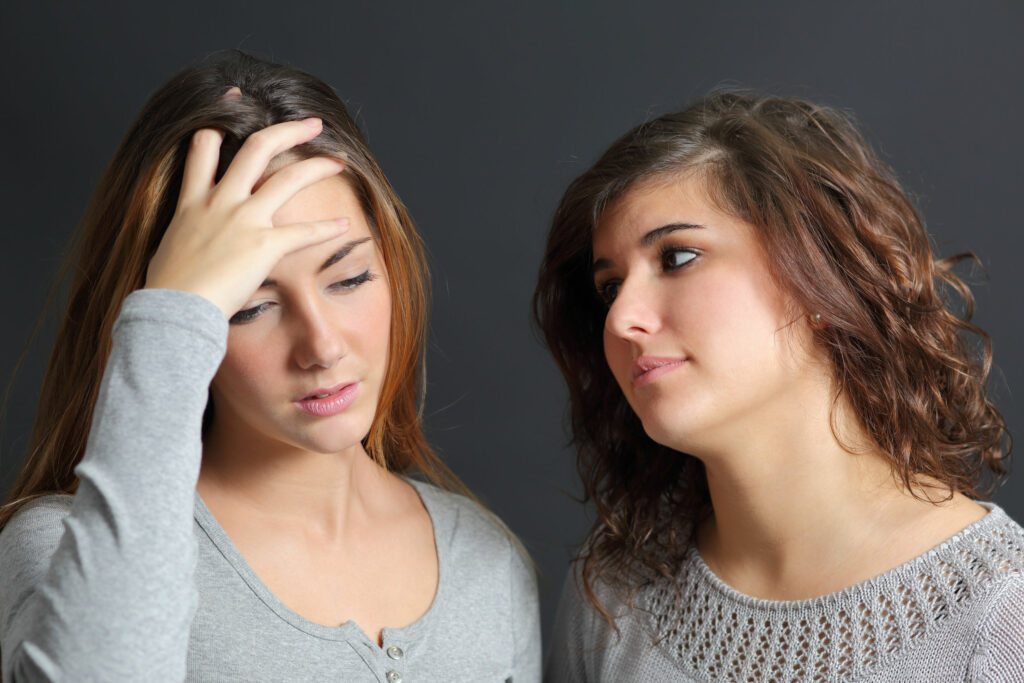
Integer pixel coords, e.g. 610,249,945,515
696,483,989,601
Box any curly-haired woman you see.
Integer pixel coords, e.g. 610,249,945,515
535,92,1023,681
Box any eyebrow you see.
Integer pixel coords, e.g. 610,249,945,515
260,237,373,288
592,222,705,274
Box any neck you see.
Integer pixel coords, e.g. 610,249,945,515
691,392,978,600
198,420,396,541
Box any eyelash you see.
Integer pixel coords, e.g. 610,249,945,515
229,270,376,324
595,246,699,306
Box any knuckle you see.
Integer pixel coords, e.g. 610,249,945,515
246,129,275,152
250,231,273,253
192,128,221,147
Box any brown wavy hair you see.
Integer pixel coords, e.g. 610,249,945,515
1,50,468,527
533,91,1010,620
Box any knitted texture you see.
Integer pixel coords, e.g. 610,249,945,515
547,504,1024,682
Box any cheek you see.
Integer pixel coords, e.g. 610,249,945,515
686,270,793,372
372,298,391,355
215,334,281,397
362,282,392,364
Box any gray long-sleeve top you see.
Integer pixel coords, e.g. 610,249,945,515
0,289,541,682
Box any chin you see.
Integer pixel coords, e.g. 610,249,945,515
292,421,374,455
633,401,713,455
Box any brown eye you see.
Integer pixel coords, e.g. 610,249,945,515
662,248,698,271
597,280,621,306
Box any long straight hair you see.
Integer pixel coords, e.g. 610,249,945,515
1,50,467,526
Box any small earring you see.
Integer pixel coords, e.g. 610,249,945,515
810,313,823,328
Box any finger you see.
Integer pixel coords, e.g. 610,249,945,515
179,129,225,207
263,219,352,258
245,156,346,217
215,118,323,199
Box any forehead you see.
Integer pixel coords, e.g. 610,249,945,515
593,174,724,249
261,173,382,282
271,172,367,230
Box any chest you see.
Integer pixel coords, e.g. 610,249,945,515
187,524,518,682
249,533,439,642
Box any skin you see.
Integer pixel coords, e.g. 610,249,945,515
146,120,437,645
593,172,987,601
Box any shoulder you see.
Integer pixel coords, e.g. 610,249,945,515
408,477,536,597
547,556,682,682
944,504,1024,679
408,478,519,559
969,572,1024,680
0,494,74,557
0,495,74,617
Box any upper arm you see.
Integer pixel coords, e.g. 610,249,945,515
0,290,226,682
970,573,1024,682
507,536,541,682
0,498,73,681
544,566,593,683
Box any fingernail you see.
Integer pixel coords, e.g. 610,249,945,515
303,117,322,129
335,218,351,227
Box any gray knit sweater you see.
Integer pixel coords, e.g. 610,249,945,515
547,506,1024,682
0,289,541,682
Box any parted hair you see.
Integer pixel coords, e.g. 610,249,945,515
533,91,1010,620
1,49,466,527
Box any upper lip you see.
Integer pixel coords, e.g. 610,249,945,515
295,382,353,401
631,356,686,381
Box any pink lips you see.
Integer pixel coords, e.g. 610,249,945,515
632,356,686,388
293,382,359,417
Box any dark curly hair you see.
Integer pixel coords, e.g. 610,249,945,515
532,91,1010,622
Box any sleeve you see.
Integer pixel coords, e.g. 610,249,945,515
0,289,227,683
544,566,592,683
508,537,541,683
969,573,1024,682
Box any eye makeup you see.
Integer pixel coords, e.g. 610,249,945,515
228,269,377,325
593,242,701,307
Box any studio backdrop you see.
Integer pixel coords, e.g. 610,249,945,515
2,1,1022,646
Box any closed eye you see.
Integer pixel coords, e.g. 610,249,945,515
229,271,377,325
229,302,274,324
327,270,374,292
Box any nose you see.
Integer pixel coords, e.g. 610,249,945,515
604,276,660,343
291,296,347,370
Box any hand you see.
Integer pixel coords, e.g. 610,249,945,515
144,118,349,319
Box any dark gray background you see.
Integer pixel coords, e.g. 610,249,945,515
2,1,1022,648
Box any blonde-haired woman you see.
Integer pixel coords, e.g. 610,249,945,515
0,50,539,682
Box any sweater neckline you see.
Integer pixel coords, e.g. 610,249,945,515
685,501,1006,610
192,477,451,645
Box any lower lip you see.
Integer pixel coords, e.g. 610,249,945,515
633,361,686,388
293,383,359,417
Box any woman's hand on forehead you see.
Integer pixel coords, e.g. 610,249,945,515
144,119,349,319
